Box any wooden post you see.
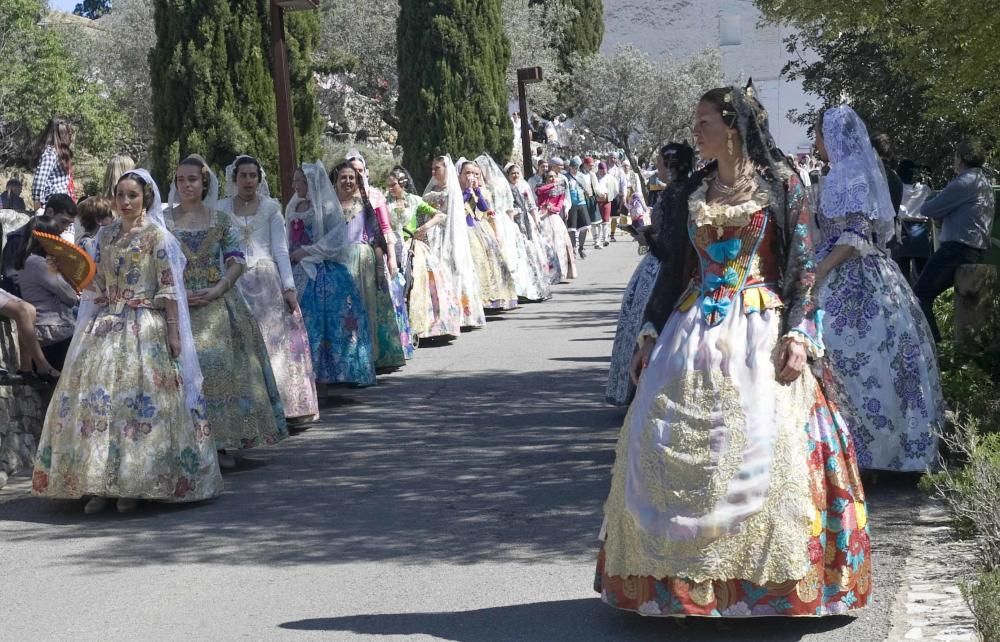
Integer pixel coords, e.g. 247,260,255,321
269,0,318,205
516,67,543,178
269,0,296,206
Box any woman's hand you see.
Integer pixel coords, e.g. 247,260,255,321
414,227,428,241
187,285,222,307
283,288,300,315
777,337,808,384
168,327,181,358
630,337,655,384
290,248,310,264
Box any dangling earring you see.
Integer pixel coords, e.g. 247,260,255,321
727,130,735,158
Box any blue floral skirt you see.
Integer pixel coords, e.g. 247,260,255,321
295,261,375,387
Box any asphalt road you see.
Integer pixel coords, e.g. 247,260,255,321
0,238,920,641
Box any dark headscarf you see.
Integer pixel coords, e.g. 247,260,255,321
643,84,817,339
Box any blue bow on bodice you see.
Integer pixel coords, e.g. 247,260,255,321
701,296,732,320
706,238,742,264
704,267,740,293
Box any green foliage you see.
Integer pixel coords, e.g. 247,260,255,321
150,0,322,197
923,276,1000,641
503,0,576,118
73,0,110,19
286,11,324,164
0,0,132,169
397,0,513,188
547,0,603,73
570,46,722,170
755,0,999,161
780,30,964,184
962,570,1000,642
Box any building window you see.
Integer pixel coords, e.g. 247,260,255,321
720,16,742,46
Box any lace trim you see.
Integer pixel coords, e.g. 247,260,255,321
602,364,815,584
689,177,771,229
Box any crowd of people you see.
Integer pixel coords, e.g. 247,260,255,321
0,79,995,622
0,116,653,514
597,83,993,619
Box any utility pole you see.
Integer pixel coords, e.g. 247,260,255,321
517,67,543,177
270,0,318,205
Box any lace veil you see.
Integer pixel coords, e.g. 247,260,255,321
286,160,349,280
820,105,896,247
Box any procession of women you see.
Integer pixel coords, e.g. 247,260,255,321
9,144,589,513
6,79,980,626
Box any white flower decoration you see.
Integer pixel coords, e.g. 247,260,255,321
637,600,662,616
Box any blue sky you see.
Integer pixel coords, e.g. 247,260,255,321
50,0,78,11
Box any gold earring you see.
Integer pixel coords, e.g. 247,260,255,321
727,130,735,157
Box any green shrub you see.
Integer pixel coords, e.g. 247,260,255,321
961,570,1000,642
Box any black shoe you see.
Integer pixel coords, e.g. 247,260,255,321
579,247,587,259
610,236,617,242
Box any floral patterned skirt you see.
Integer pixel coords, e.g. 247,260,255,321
528,214,562,285
538,214,576,280
468,219,518,310
190,291,287,451
511,225,552,302
294,261,375,387
407,239,462,339
605,253,660,406
32,307,223,502
237,260,319,421
818,254,943,471
347,243,406,370
597,301,871,617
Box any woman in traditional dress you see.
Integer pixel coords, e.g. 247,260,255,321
534,170,577,281
596,86,871,617
346,153,414,359
332,161,407,370
506,162,561,286
477,154,550,302
385,167,462,340
32,169,222,514
287,162,375,387
423,156,486,329
605,142,694,407
218,156,318,424
813,105,943,472
456,159,518,311
165,154,286,469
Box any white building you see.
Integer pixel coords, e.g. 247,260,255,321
602,0,814,155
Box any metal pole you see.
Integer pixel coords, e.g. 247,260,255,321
270,0,297,206
518,80,532,178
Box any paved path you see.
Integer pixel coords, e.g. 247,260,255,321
0,239,945,641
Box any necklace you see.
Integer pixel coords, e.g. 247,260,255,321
712,171,756,195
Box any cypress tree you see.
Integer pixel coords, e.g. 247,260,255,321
150,0,322,195
286,12,324,163
397,0,512,188
530,0,604,74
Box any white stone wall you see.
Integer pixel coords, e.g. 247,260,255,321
602,0,814,154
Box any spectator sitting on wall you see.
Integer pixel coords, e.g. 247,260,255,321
914,138,997,342
1,194,77,297
1,179,27,211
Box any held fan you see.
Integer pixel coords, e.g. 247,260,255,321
31,231,96,292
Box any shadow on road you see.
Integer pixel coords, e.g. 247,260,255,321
0,366,625,570
279,598,855,641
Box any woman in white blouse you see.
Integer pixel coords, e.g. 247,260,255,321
220,155,319,423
